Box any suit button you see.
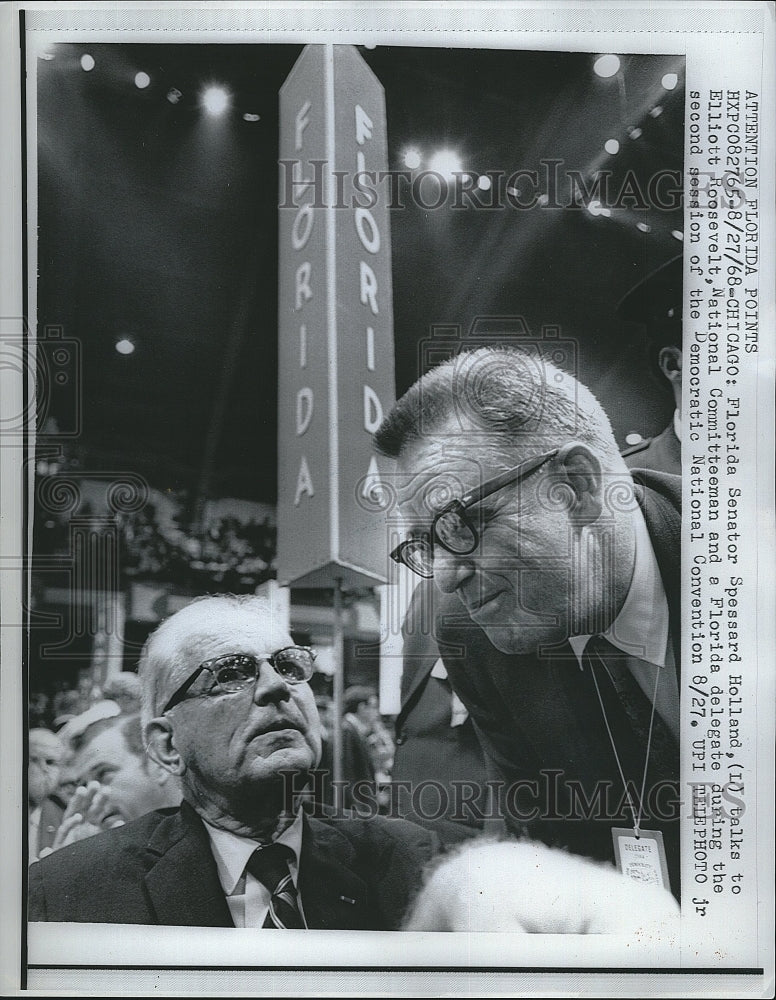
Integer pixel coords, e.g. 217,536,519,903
395,732,406,746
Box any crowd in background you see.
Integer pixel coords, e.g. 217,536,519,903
28,671,397,866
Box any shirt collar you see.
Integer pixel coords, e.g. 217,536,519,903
203,808,305,895
568,508,670,668
673,408,681,443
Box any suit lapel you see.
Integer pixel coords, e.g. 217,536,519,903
143,802,234,927
298,815,373,929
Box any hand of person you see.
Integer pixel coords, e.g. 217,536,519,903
403,837,680,935
40,780,124,856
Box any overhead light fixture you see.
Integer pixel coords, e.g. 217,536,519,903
201,85,231,117
134,71,151,89
167,88,183,104
661,73,678,91
477,175,492,191
80,54,95,72
604,139,620,155
427,149,463,180
402,147,422,170
593,54,620,78
671,230,684,241
650,105,664,117
242,112,261,122
115,338,136,356
628,126,643,140
38,51,55,61
636,222,651,233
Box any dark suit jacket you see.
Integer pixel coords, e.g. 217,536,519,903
28,800,439,929
340,716,376,810
434,469,682,894
623,422,681,476
34,797,65,858
392,581,492,845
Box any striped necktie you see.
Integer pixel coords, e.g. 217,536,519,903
245,843,305,929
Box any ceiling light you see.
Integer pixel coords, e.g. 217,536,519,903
135,71,151,89
201,85,231,117
115,338,136,356
661,73,678,91
650,105,664,117
402,147,422,170
636,222,651,233
593,54,620,78
671,230,684,241
427,149,463,180
242,113,261,122
477,175,492,191
80,54,95,72
604,139,620,155
628,126,643,140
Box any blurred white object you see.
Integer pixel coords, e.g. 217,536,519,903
404,838,680,936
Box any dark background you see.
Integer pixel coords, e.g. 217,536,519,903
35,42,685,509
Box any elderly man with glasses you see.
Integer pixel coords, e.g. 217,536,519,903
374,346,682,899
28,594,438,928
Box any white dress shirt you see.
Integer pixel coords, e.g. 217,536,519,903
204,809,307,928
568,508,679,740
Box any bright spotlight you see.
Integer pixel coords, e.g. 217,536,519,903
604,139,620,155
167,88,182,104
661,73,678,91
402,147,422,170
671,230,684,241
650,105,664,118
593,54,620,78
201,85,231,117
628,126,643,140
636,222,651,233
427,149,463,180
135,71,151,89
477,174,492,191
115,338,135,356
80,54,95,72
243,112,261,122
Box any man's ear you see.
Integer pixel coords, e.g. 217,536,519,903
658,345,682,387
556,442,603,525
145,718,186,777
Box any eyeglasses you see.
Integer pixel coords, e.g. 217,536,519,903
161,648,317,714
390,449,558,579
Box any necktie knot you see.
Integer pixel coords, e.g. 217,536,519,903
246,843,294,892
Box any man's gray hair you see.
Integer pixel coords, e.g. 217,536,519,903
373,346,622,467
138,593,278,731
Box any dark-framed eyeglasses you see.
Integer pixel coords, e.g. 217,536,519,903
161,647,317,714
390,448,558,579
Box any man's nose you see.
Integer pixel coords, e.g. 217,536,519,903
433,549,474,593
252,660,292,705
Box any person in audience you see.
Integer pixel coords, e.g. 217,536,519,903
340,686,379,809
28,728,66,864
618,254,682,475
102,672,143,715
29,594,439,927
